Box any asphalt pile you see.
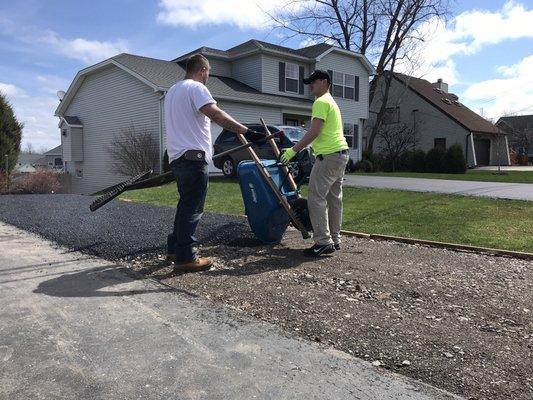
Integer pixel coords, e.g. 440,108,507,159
0,194,255,259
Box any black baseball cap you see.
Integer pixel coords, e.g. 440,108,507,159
303,70,331,84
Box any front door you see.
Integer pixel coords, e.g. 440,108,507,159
474,138,491,166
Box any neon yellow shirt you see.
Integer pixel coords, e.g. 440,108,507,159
311,92,348,156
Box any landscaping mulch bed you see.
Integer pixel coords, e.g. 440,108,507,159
128,230,533,400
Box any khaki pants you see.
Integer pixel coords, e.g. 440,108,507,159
308,152,349,245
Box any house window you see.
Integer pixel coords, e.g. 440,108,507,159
76,169,83,178
333,71,344,97
285,62,299,93
54,157,63,167
343,124,353,148
353,124,359,150
434,138,446,150
62,129,67,137
344,74,355,100
331,71,357,100
383,107,400,124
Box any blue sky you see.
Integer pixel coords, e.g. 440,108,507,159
0,0,532,150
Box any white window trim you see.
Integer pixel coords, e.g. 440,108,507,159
285,62,299,93
332,71,356,99
343,123,359,150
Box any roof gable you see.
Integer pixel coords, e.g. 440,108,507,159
172,39,374,73
56,53,313,116
497,114,533,131
393,73,500,135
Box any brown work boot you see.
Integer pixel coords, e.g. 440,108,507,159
173,257,213,272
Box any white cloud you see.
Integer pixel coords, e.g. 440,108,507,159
0,82,27,98
156,0,306,29
461,55,533,119
40,31,129,65
1,80,64,151
9,94,61,151
398,1,533,85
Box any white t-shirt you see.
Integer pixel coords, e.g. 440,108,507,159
165,79,216,163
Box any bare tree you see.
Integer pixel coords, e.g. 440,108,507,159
268,0,451,151
107,126,159,176
22,143,35,154
376,123,416,171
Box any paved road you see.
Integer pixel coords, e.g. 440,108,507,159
343,175,533,201
0,222,460,400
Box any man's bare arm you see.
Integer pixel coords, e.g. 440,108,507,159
292,118,324,152
200,103,248,135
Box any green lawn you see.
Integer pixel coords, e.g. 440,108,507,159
351,170,533,184
121,180,533,253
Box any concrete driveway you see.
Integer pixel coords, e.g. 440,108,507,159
343,175,533,201
0,222,460,400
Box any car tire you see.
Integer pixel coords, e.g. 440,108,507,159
222,157,236,178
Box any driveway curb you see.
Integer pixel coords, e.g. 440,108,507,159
341,229,533,260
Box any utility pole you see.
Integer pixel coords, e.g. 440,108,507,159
4,154,9,190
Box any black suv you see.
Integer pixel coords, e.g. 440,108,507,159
213,124,315,181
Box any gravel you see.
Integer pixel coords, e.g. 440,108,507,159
0,194,257,259
1,194,532,400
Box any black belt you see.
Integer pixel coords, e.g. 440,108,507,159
316,149,348,160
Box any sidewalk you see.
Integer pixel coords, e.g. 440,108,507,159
343,175,533,201
0,222,460,400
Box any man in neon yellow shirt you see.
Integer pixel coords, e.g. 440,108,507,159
281,70,349,257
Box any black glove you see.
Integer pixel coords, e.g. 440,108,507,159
245,128,267,143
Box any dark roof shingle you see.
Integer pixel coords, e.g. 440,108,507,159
497,115,533,133
394,73,501,135
112,53,312,109
63,116,82,125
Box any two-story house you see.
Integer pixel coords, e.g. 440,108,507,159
367,72,510,167
54,39,374,194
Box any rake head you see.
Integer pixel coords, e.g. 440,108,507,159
89,170,152,212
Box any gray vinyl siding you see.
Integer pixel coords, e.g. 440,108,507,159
231,55,262,91
70,127,84,161
261,55,311,98
368,77,476,166
64,64,160,194
208,58,232,77
316,52,370,161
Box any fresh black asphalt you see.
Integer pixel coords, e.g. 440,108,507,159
0,194,257,260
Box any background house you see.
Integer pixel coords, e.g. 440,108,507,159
14,153,41,173
367,73,510,167
55,40,374,194
35,145,64,170
496,114,533,164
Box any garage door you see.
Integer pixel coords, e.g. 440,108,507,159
474,139,490,166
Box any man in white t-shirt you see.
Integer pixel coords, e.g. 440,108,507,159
165,54,260,272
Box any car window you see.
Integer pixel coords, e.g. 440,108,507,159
216,131,237,143
281,127,306,141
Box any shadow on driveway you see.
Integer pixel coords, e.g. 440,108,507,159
33,264,197,298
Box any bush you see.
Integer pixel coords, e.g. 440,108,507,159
12,171,60,194
362,150,384,172
398,151,414,171
443,144,467,173
411,149,426,172
425,147,446,172
354,159,374,172
0,170,7,193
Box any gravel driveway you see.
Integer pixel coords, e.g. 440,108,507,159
1,194,532,399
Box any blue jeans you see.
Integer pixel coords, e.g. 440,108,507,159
167,157,209,262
